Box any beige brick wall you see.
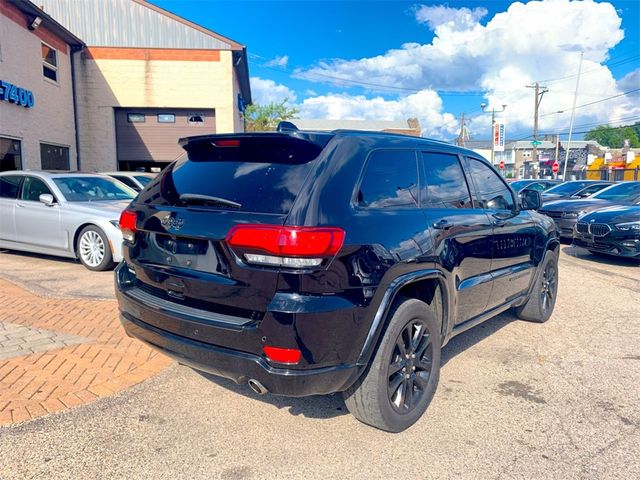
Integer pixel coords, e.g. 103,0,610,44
0,10,77,170
73,49,238,172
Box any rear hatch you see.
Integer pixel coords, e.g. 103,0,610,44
126,133,331,320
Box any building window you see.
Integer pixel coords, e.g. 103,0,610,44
1,137,22,171
188,113,205,125
40,143,70,170
157,113,175,123
127,113,146,123
42,43,58,82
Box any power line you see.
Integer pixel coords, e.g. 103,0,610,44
539,88,640,117
509,116,640,142
249,52,510,97
534,52,640,85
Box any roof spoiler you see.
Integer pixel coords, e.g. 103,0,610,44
276,121,299,132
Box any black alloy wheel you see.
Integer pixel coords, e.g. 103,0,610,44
387,320,433,414
539,261,557,316
343,298,441,432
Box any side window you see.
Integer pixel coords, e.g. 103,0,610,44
0,175,23,199
421,152,472,208
357,150,419,209
576,184,605,196
466,158,515,211
21,177,54,202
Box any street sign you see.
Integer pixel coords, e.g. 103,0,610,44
552,162,559,173
493,123,506,152
531,140,542,146
499,160,505,170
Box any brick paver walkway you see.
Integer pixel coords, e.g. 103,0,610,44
0,279,171,425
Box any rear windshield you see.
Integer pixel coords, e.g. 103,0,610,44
592,182,640,201
544,181,593,195
137,137,322,214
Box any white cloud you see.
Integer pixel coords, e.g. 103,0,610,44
250,76,297,105
297,0,632,135
297,90,459,138
264,55,289,68
415,4,487,31
616,68,640,94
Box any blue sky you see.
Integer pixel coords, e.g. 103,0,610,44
151,0,640,140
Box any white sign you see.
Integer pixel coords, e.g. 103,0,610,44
493,122,505,152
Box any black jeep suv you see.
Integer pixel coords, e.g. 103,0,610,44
116,126,560,432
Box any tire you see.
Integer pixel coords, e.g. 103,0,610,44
76,226,115,271
516,249,558,323
343,298,441,433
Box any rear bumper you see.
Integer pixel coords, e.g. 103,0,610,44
119,313,362,396
115,263,364,396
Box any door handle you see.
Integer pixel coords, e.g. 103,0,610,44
432,219,454,230
16,203,25,208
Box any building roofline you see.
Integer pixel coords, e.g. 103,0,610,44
9,0,85,47
135,0,245,51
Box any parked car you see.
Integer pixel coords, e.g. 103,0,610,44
539,181,640,239
103,171,156,192
541,180,613,203
0,171,137,270
510,179,561,193
115,127,560,432
573,205,640,259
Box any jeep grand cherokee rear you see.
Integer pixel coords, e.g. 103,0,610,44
116,128,559,432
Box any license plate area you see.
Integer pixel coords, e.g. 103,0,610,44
152,233,217,271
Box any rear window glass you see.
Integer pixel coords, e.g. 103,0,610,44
137,137,322,214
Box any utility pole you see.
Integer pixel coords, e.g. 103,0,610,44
480,103,507,166
563,51,584,181
526,82,548,178
456,112,467,147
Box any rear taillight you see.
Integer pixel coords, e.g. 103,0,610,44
119,210,137,242
225,225,345,268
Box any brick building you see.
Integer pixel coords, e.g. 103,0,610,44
0,0,251,172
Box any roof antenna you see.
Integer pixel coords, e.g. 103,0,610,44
277,121,298,132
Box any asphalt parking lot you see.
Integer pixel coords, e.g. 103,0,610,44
0,247,638,480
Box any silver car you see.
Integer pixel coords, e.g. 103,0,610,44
102,171,156,192
0,171,137,271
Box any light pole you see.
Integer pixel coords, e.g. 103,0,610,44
480,103,507,167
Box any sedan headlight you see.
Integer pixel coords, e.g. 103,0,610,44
614,221,640,231
109,220,120,229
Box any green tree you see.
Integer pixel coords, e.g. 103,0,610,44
244,100,299,132
584,124,640,148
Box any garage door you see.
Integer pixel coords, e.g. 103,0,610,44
115,108,216,166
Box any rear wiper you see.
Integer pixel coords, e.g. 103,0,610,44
179,193,242,209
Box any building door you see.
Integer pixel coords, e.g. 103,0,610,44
0,137,22,172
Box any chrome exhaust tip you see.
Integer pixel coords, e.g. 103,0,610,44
247,379,268,395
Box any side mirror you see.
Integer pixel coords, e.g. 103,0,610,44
519,189,541,210
39,193,55,206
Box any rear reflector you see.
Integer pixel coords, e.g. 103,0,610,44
119,210,137,242
226,225,345,257
263,346,302,365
